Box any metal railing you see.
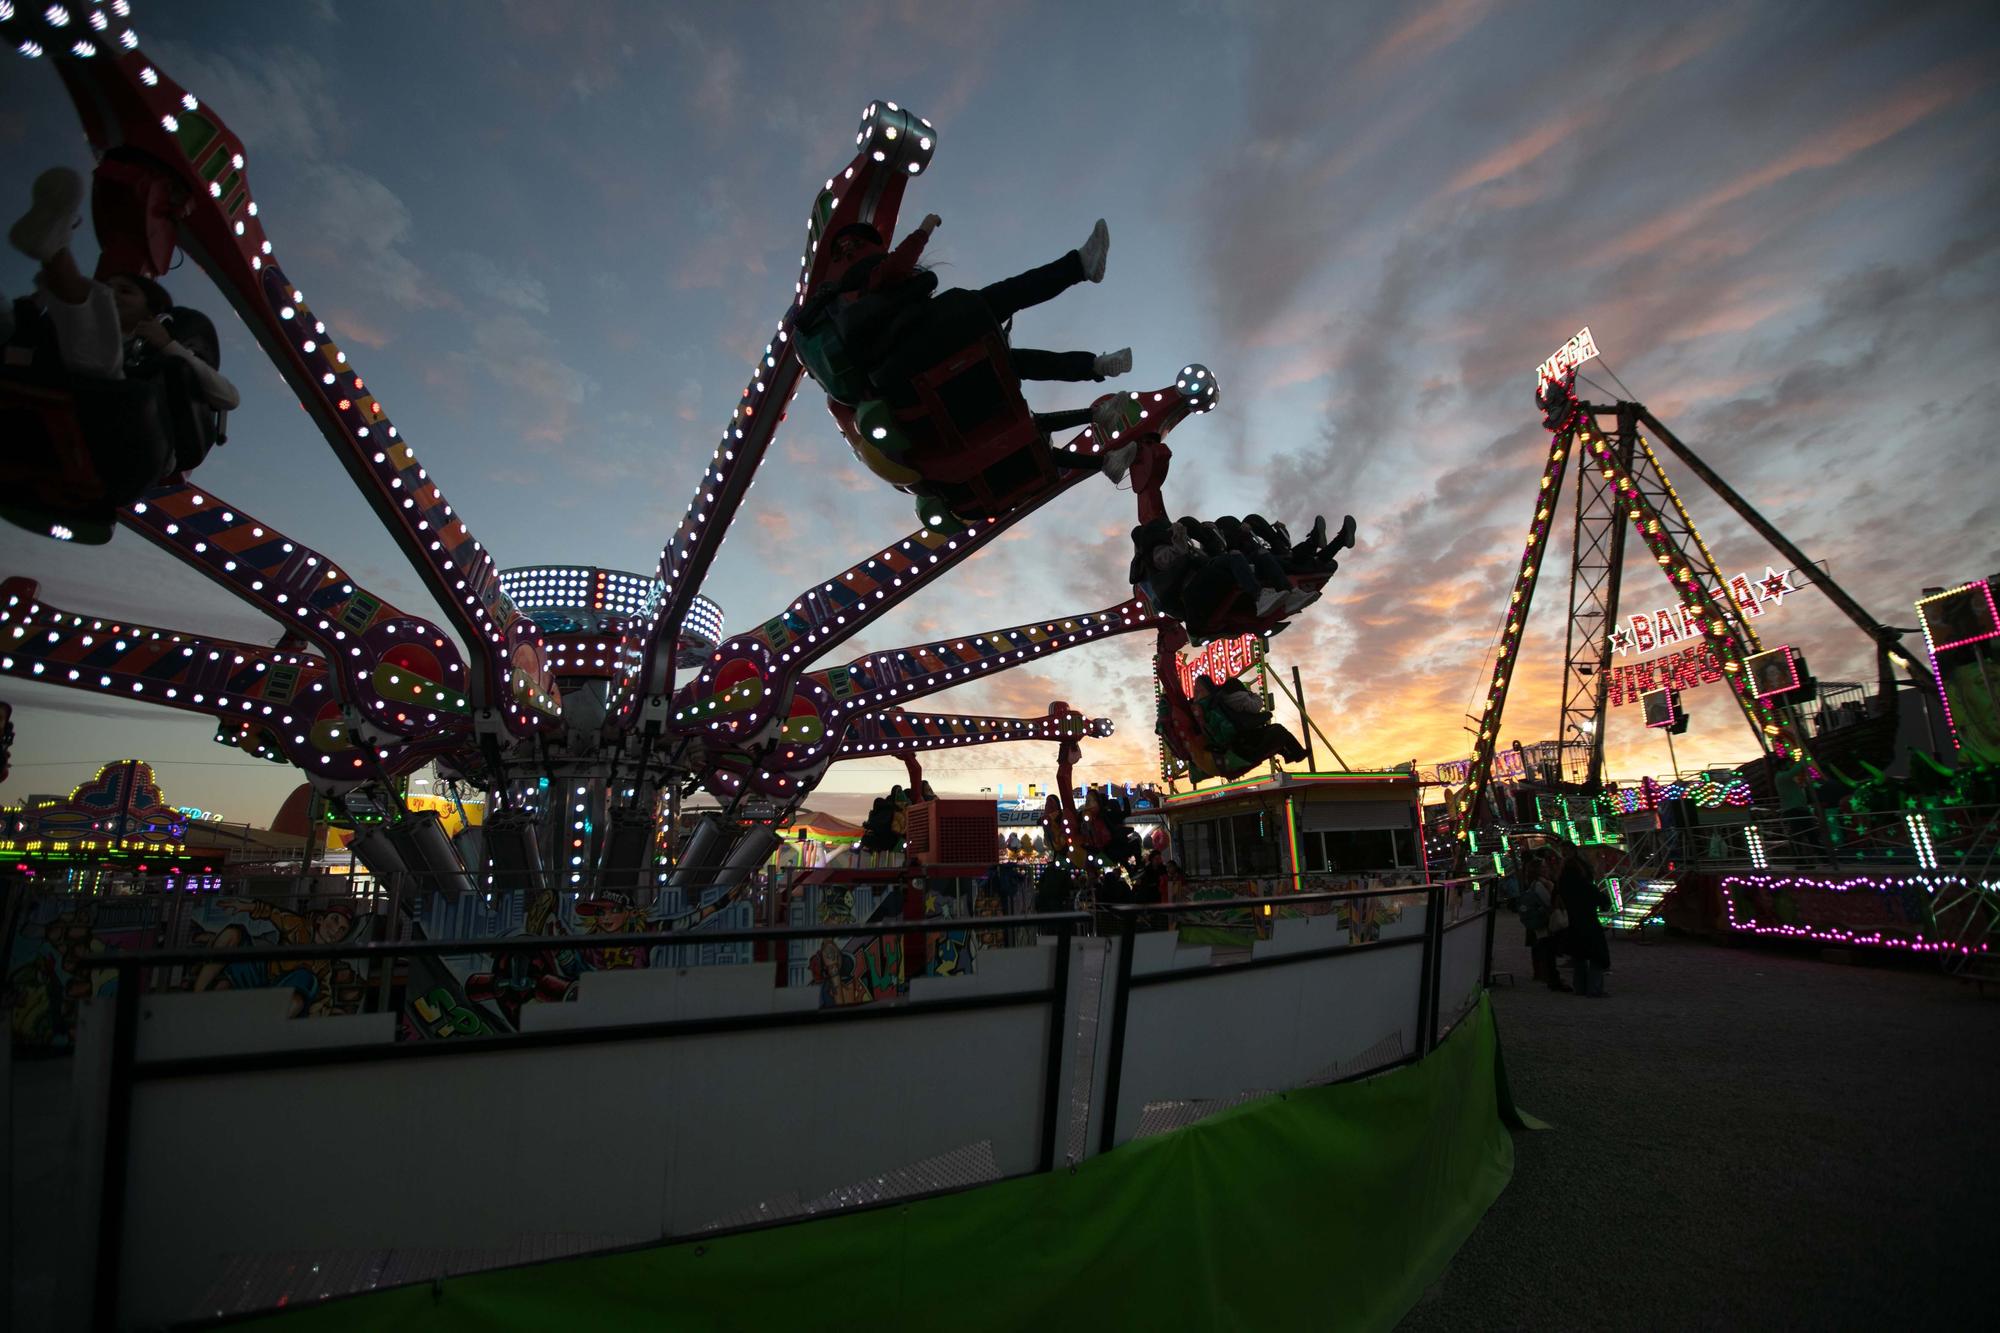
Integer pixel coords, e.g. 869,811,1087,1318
1671,804,2000,872
1093,877,1495,1154
75,873,1495,1329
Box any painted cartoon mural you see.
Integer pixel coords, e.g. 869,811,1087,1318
804,884,907,1007
6,894,164,1049
186,897,376,1017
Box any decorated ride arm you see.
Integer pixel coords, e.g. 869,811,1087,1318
695,602,1154,803
13,27,552,734
625,100,937,727
835,702,1110,758
667,478,1097,756
121,480,471,744
814,598,1157,715
0,576,455,787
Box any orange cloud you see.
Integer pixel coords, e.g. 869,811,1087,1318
1361,0,1494,78
1585,60,1988,267
1443,106,1594,197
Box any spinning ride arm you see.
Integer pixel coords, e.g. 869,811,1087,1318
835,702,1110,759
12,26,553,734
812,598,1157,714
668,475,1095,746
0,577,445,787
625,100,938,727
697,599,1156,802
121,481,471,744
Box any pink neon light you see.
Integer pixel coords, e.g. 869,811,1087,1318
1721,873,1991,956
1918,580,2000,652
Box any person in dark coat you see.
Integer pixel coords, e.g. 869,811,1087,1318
1554,840,1610,997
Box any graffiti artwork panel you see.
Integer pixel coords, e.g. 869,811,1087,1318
6,895,164,1049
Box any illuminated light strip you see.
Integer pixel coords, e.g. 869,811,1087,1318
1580,425,1806,765
1915,580,2000,652
1631,433,1757,654
1913,579,1999,752
1906,813,1938,870
1162,770,1412,803
1284,797,1303,888
1721,873,1994,955
1455,379,1580,833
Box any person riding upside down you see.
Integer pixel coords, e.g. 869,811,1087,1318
6,166,240,419
1192,675,1308,769
801,213,1138,480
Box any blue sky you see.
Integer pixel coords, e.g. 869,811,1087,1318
3,0,1997,822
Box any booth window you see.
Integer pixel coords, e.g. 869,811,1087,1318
1177,810,1283,877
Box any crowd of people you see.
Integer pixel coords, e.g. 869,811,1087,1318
1514,840,1611,997
1131,512,1356,629
1036,847,1191,918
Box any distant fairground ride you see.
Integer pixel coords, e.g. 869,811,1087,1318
0,4,1340,898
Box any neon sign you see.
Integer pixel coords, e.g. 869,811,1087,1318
1176,633,1260,697
1606,644,1723,708
1536,326,1600,387
1611,566,1796,657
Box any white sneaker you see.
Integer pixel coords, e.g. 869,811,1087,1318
9,166,85,264
1078,218,1109,283
1091,395,1125,443
1093,346,1132,378
1102,440,1138,483
1254,587,1285,617
1283,588,1318,613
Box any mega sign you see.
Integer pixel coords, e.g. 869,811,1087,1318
1536,326,1600,387
1611,566,1797,657
1176,633,1261,697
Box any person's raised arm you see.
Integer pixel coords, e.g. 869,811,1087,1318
869,213,940,290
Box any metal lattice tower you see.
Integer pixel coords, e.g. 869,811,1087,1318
1450,371,1817,841
1556,405,1634,785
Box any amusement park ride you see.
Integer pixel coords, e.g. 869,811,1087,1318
1444,327,1937,847
0,5,1336,899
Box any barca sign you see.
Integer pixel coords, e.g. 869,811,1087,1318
1611,565,1797,657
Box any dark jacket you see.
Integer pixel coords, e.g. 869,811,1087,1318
1555,856,1610,968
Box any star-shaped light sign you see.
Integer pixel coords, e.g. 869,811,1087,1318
1758,565,1798,608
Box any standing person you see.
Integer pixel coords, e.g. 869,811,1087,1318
1521,848,1570,990
1555,841,1610,997
1133,850,1166,930
1165,858,1190,906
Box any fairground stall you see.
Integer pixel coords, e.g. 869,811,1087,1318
1160,769,1432,947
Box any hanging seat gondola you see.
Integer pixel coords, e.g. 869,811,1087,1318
818,288,1092,533
0,352,224,543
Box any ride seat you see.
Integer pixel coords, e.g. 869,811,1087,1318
1183,568,1330,643
0,365,184,542
826,290,1056,526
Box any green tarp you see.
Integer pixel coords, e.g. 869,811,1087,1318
231,995,1515,1332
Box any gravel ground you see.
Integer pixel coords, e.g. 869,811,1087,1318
1399,931,2000,1332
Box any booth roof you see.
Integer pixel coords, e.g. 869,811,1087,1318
782,809,864,838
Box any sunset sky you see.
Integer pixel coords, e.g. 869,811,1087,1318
3,0,1997,824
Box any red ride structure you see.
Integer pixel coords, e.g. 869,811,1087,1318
0,4,1341,900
